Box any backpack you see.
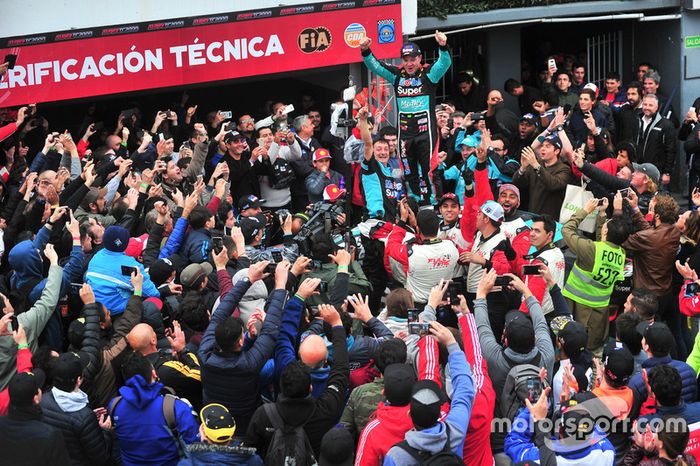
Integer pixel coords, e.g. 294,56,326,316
109,392,187,458
499,353,549,422
270,157,296,189
395,427,463,465
263,403,317,466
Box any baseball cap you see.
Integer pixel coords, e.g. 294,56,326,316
323,184,346,203
148,258,176,286
103,225,130,252
519,113,538,126
125,233,148,258
8,369,45,407
400,42,422,57
550,315,588,359
498,183,520,200
583,82,599,99
505,310,535,354
51,352,88,388
224,130,245,143
480,200,504,222
602,341,634,386
636,321,674,357
543,134,563,150
457,134,480,149
200,403,236,444
239,213,267,244
438,192,460,207
632,162,660,184
410,379,446,429
319,428,355,466
313,148,331,162
237,194,266,212
180,262,214,289
383,363,416,406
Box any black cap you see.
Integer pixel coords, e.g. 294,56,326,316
400,42,422,57
239,213,267,244
636,321,674,357
8,369,45,407
550,316,588,359
505,310,535,354
383,363,416,406
51,352,88,387
237,194,266,212
409,379,446,429
224,130,245,143
319,428,355,466
148,258,175,286
602,341,634,385
519,113,539,126
543,134,563,150
438,192,460,207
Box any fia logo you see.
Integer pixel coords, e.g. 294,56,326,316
298,27,332,53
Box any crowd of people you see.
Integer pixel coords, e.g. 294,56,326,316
2,30,700,466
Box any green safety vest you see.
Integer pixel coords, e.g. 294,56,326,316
562,241,625,308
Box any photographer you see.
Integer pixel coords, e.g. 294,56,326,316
257,125,300,214
240,212,298,264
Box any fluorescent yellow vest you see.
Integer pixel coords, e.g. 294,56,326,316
562,242,625,308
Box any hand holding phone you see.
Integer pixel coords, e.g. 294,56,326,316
121,265,138,276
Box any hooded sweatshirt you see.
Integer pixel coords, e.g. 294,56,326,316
111,375,199,466
355,402,413,466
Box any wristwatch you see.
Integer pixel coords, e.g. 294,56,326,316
555,125,564,132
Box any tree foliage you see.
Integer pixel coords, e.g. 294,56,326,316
418,0,584,19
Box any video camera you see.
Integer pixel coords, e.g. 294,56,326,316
293,201,346,255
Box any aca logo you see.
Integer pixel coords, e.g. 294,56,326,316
344,23,367,48
298,27,332,53
377,19,395,44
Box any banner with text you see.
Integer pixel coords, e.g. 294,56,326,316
0,0,402,107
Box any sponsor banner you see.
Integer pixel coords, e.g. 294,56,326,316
0,0,401,107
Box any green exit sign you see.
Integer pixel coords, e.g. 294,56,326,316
686,35,700,48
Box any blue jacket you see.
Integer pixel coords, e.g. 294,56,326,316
273,296,331,397
9,226,83,349
504,407,616,465
638,401,700,429
628,355,698,403
160,217,188,260
180,227,211,265
305,169,344,203
178,442,263,466
383,344,475,466
112,375,199,466
199,280,286,434
86,248,160,315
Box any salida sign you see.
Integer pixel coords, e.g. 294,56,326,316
0,0,402,107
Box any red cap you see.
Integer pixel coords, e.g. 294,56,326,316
125,234,148,258
313,148,331,162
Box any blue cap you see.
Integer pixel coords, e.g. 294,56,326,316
544,134,562,150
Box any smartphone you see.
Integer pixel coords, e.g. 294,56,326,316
618,187,632,197
597,198,606,207
409,322,430,336
527,378,544,403
688,282,700,294
318,281,328,293
4,54,17,70
407,308,419,323
158,133,164,142
271,250,283,263
220,111,233,119
212,236,223,254
282,104,295,115
691,107,696,114
522,265,541,276
495,276,512,286
196,174,204,183
9,315,18,332
448,277,466,303
70,282,83,294
265,262,277,274
121,265,138,276
166,110,175,118
547,58,557,72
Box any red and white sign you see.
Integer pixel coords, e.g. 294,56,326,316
0,1,402,107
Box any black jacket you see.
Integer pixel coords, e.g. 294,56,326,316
636,112,677,175
615,103,641,143
246,325,350,459
40,389,111,466
0,404,71,466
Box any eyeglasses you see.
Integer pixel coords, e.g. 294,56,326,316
491,147,505,153
240,118,254,124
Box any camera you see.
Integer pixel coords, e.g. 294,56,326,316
318,281,329,293
293,201,345,253
409,322,430,336
336,118,357,128
495,276,512,286
471,112,485,121
688,283,700,294
448,277,467,303
522,265,540,276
